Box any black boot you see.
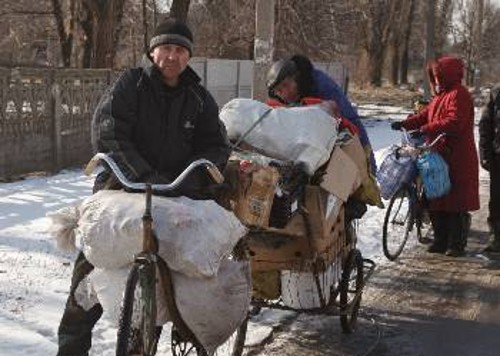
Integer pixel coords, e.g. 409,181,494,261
484,220,500,253
445,212,467,257
428,211,448,253
57,252,102,356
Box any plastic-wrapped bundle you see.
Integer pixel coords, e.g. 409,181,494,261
220,98,339,175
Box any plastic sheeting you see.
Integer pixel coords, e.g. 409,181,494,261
220,98,339,175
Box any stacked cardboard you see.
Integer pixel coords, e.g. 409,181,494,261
226,134,367,274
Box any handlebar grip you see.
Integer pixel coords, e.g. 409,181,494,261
206,165,225,184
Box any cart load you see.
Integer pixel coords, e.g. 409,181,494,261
219,98,376,315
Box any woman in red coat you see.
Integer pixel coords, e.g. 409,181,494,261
391,56,479,257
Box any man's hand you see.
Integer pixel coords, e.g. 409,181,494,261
391,121,403,131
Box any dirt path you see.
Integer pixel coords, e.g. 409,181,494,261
248,175,500,355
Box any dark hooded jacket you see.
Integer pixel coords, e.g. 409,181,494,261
92,57,230,195
401,56,479,212
479,85,500,167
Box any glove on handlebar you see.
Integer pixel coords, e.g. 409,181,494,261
391,121,403,131
409,130,424,139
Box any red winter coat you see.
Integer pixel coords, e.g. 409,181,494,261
402,56,479,212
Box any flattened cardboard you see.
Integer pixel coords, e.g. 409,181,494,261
320,147,361,202
341,134,369,181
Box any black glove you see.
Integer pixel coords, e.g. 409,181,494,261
391,121,403,131
409,130,424,139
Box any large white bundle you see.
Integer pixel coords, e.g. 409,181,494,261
89,259,251,355
49,190,247,278
220,98,339,174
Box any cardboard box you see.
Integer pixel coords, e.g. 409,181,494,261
247,189,347,272
320,147,362,202
284,185,342,248
224,161,280,227
341,134,369,182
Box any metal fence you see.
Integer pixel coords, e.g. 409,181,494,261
0,59,347,180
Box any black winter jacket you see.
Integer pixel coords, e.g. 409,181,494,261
92,57,230,195
479,86,500,167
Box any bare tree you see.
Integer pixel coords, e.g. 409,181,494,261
356,0,400,86
400,0,416,84
452,0,485,85
389,0,414,85
434,0,454,57
51,0,77,67
170,0,190,21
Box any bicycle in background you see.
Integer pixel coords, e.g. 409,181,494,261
382,131,446,261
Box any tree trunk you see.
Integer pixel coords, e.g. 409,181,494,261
51,0,75,67
400,0,415,84
79,0,126,68
170,0,191,22
368,46,385,87
390,43,400,86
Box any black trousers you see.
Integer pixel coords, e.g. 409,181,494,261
489,156,500,224
57,252,102,356
430,211,470,251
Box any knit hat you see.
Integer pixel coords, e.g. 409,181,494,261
149,18,194,56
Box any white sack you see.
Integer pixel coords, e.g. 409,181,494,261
220,98,339,174
50,190,247,278
46,206,80,252
89,259,251,355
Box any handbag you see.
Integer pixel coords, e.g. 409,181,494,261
377,145,417,200
416,151,451,200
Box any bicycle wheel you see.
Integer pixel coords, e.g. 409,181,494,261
382,186,414,261
171,316,248,356
339,249,364,334
116,261,158,356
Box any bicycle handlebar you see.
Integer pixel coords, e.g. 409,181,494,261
84,153,224,192
401,129,447,150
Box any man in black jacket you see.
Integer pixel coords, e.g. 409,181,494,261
479,85,500,252
57,18,230,356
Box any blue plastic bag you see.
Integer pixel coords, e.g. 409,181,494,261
377,146,417,200
416,151,451,200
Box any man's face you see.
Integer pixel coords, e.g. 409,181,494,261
273,76,300,103
150,44,190,86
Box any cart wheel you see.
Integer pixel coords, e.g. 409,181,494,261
339,249,364,334
116,261,159,356
171,315,248,356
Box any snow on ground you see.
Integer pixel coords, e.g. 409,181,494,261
0,104,487,355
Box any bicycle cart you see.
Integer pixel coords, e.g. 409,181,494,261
220,156,377,336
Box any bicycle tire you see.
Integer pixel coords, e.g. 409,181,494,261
339,249,364,334
171,316,248,356
116,261,158,356
382,186,414,261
